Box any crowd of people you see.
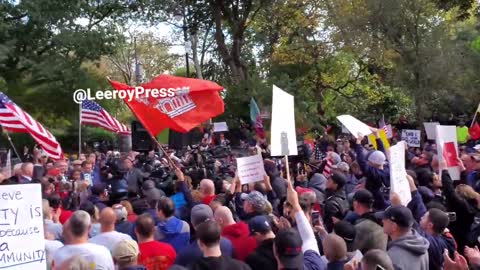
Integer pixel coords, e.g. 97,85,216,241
2,126,480,270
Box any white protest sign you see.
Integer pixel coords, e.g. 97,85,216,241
436,125,460,180
424,122,440,140
336,115,372,139
389,141,411,206
270,85,297,156
213,122,229,132
236,154,267,184
0,184,45,270
341,125,349,134
401,130,421,147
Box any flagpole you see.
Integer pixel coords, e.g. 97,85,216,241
4,131,20,160
79,101,82,157
472,104,480,128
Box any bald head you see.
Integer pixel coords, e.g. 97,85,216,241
200,179,215,196
214,206,235,228
21,162,33,177
99,207,116,232
322,234,347,262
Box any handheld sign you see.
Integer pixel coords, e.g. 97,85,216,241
401,130,421,147
424,122,440,140
389,141,412,206
336,115,372,139
436,125,460,180
236,154,267,184
270,85,297,156
0,184,45,270
213,122,229,132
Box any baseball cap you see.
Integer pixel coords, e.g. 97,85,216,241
333,221,356,243
245,191,267,211
353,189,374,205
191,204,213,227
376,206,414,228
248,215,272,235
112,239,139,263
274,228,304,268
368,151,386,166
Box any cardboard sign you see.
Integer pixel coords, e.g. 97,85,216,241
213,122,229,132
424,122,440,140
236,154,266,184
368,130,391,151
270,85,297,156
336,115,372,139
389,141,412,206
436,125,460,180
401,130,421,147
0,184,46,269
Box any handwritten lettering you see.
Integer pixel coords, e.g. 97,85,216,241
0,191,22,201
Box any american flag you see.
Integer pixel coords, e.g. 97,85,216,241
379,115,389,137
0,92,64,160
81,100,130,134
322,158,333,178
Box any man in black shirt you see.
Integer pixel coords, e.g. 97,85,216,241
188,220,251,270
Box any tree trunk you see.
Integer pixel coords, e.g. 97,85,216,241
191,33,203,79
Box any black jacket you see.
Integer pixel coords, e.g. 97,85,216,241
188,255,251,270
323,189,348,232
245,239,277,270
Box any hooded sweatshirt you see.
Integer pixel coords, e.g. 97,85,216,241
418,230,456,270
387,229,430,270
156,217,190,253
308,173,327,204
221,222,258,261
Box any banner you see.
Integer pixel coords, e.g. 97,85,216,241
270,85,297,156
0,184,45,269
389,141,411,206
336,115,372,138
401,130,421,147
368,130,391,151
423,122,440,140
213,122,229,132
236,154,266,184
436,125,460,180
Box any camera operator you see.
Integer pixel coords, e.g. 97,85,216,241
123,157,144,198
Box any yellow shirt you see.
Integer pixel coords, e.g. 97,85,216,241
457,126,469,144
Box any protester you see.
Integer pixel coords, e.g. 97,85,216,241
43,199,63,241
156,197,190,252
89,207,133,252
112,239,147,270
52,210,114,269
135,214,176,270
187,220,251,270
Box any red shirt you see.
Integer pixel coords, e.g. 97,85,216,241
139,241,176,270
202,195,216,205
127,213,137,222
58,208,72,224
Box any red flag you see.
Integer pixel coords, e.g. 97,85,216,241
443,142,459,167
109,75,224,136
470,122,480,140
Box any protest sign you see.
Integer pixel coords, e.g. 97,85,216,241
368,130,391,151
401,130,421,147
0,184,45,270
389,141,412,206
386,124,393,139
336,115,372,138
341,125,349,134
436,125,460,180
270,85,297,156
236,154,267,184
213,122,229,132
424,122,440,140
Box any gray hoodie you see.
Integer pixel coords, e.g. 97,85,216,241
387,229,430,270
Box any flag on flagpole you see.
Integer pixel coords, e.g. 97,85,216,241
0,92,64,160
4,150,11,178
81,100,131,135
470,122,480,140
323,158,333,178
379,115,389,138
250,97,265,139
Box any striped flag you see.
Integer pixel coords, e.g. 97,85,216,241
379,115,389,138
81,100,130,134
322,158,333,178
0,92,64,160
250,97,265,138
